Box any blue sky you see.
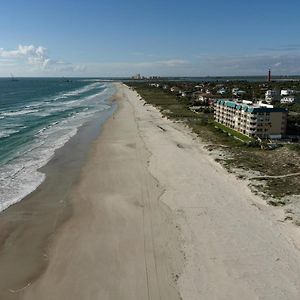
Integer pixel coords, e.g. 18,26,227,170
0,0,300,76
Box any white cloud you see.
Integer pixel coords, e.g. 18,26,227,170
0,44,77,73
0,45,46,61
1,44,299,76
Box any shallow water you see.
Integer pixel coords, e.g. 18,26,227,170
0,78,116,211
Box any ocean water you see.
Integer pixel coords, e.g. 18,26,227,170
0,78,116,212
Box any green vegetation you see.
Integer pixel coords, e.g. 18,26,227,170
229,146,300,198
286,144,300,152
213,122,253,143
131,82,246,147
134,84,201,119
127,82,300,199
276,103,300,113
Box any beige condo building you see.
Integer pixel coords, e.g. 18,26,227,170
214,99,287,139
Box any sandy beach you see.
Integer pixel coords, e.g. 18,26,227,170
1,83,300,299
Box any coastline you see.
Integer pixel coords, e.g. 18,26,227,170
1,83,300,299
0,92,117,299
21,83,183,300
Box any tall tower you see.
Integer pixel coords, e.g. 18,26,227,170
268,69,271,82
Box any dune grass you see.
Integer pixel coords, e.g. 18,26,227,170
127,82,300,198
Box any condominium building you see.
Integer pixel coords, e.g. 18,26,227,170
214,99,288,139
265,90,280,103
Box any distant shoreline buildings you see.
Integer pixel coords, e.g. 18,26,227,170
131,74,161,80
131,69,299,140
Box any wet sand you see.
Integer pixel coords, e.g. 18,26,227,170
0,98,116,300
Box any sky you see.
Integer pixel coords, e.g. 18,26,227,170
0,0,300,77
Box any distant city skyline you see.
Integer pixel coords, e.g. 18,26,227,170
1,0,300,77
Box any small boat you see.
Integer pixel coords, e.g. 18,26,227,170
62,77,72,83
10,74,19,81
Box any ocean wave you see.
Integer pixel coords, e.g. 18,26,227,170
0,109,39,117
0,170,45,212
24,103,45,109
0,126,79,212
53,82,104,99
0,82,104,120
0,82,115,212
31,87,110,116
0,129,20,139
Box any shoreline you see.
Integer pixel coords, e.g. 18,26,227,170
0,91,117,299
1,83,300,299
0,82,115,214
21,83,183,299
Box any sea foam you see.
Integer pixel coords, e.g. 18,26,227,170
0,81,115,212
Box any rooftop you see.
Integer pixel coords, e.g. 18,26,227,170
216,99,287,113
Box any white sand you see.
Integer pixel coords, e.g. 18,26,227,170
22,83,300,300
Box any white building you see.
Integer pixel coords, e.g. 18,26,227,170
281,89,294,96
132,74,142,80
233,89,246,97
281,96,295,104
265,90,280,103
217,87,226,95
149,83,160,88
170,86,180,92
